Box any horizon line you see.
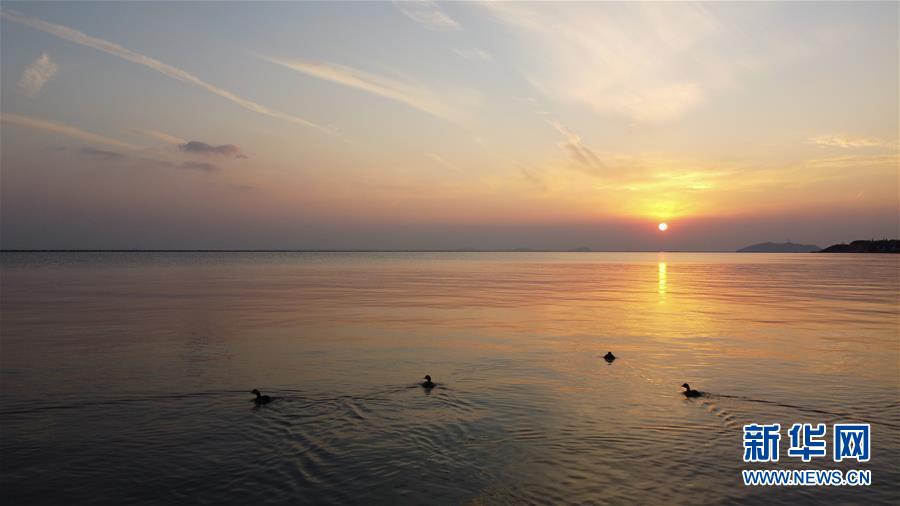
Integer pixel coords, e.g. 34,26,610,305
0,249,811,253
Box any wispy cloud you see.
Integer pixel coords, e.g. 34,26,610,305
18,52,57,97
396,1,460,31
0,10,332,134
545,119,735,195
1,112,144,151
179,141,245,158
426,152,462,173
132,131,246,159
264,56,476,121
132,128,187,145
454,48,493,62
80,147,125,160
803,153,899,170
483,3,790,124
807,134,890,149
548,120,604,175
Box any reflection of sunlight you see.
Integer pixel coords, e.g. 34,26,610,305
658,262,667,296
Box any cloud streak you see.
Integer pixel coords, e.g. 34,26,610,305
426,152,462,173
454,48,493,62
548,120,604,175
80,147,125,160
1,10,332,134
807,134,890,149
18,52,57,97
1,112,144,151
396,1,460,31
264,56,473,121
89,151,226,173
132,128,187,145
179,141,245,158
2,113,232,174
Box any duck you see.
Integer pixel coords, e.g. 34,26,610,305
681,383,702,398
422,375,435,389
251,389,272,404
603,351,616,362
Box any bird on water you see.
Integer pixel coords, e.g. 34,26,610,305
251,389,272,404
681,383,702,397
422,375,435,389
603,351,616,363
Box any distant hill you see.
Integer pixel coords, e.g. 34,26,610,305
568,246,592,252
819,239,900,253
737,241,821,253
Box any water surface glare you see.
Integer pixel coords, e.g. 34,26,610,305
1,252,898,504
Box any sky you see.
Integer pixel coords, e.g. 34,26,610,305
1,1,897,251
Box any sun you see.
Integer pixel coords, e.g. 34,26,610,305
658,222,669,232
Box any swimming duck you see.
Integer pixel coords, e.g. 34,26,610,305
603,351,616,362
422,375,435,389
681,383,702,398
251,389,272,404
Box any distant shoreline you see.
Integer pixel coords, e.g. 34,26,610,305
4,241,897,254
737,239,900,254
818,239,900,253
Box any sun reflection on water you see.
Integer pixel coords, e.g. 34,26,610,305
658,261,667,297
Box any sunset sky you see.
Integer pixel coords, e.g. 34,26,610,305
1,1,897,250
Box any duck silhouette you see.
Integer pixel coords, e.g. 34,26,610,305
422,375,435,389
681,383,702,398
251,389,272,404
603,351,616,363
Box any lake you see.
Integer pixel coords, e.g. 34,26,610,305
1,252,897,504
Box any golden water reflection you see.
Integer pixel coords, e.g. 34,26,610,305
0,252,898,506
658,261,667,297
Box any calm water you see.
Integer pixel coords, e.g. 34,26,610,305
1,252,898,505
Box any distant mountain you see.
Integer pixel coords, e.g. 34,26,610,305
737,241,821,253
568,246,592,252
819,239,900,253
